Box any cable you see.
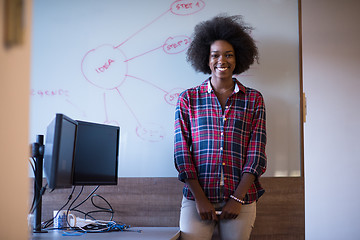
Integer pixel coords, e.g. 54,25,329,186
29,157,36,174
40,185,128,234
86,194,114,221
68,209,96,221
66,186,99,222
62,186,121,233
67,186,84,212
69,186,114,222
29,156,45,214
29,184,47,214
64,186,84,229
70,186,99,210
29,157,37,214
42,186,77,229
64,220,133,234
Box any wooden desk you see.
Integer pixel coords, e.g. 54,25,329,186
31,227,180,240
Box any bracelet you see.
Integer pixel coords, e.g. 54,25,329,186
229,195,245,204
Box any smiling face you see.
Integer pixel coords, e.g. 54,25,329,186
208,40,236,82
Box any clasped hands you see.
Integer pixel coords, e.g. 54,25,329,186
195,197,241,221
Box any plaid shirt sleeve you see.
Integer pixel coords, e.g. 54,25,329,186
243,91,267,178
174,90,197,182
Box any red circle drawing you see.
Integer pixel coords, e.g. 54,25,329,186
81,44,128,90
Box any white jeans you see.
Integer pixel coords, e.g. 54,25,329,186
179,197,256,240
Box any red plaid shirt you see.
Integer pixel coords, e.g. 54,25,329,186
174,78,267,204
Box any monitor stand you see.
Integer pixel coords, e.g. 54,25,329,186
31,135,47,233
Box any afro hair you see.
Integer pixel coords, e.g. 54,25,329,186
186,15,259,75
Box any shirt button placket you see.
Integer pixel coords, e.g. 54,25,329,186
219,114,224,190
221,107,229,188
221,114,226,189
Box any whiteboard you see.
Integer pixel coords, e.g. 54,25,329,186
30,0,301,177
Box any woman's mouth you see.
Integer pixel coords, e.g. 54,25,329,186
217,67,228,72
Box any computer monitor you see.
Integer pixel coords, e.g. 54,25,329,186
43,114,78,190
72,121,120,186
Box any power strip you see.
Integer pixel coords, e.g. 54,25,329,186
69,216,97,228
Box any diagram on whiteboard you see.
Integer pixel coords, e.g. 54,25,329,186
80,0,205,142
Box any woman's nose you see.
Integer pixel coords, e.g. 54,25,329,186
218,55,226,63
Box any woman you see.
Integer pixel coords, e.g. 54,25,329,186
174,15,267,240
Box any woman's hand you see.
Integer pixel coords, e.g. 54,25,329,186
220,198,242,219
195,196,218,221
220,173,256,219
185,179,218,221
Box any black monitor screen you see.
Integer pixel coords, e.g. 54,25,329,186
73,121,119,186
43,114,77,190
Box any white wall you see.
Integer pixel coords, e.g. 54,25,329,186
302,0,360,239
0,0,32,239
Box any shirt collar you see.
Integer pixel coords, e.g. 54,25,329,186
206,77,245,94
